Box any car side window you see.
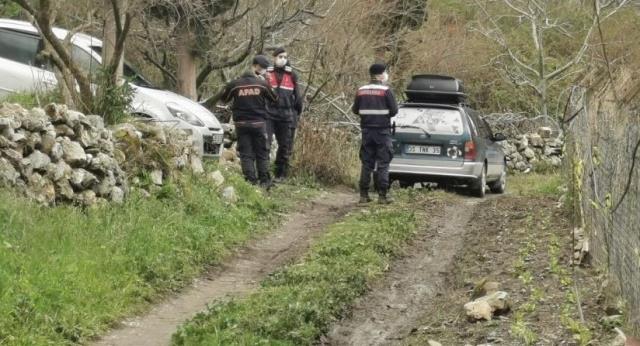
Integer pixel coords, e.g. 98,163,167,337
71,45,100,76
0,29,40,66
480,117,495,139
469,110,490,138
465,109,478,137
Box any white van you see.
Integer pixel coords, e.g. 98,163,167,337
0,19,224,158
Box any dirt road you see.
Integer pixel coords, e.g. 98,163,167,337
93,190,357,346
327,191,609,346
326,193,486,345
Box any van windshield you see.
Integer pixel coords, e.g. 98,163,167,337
395,107,464,135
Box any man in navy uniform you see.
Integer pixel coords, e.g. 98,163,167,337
265,47,303,181
221,55,278,188
352,63,398,204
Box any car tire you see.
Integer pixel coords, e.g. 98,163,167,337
489,165,507,194
471,164,487,198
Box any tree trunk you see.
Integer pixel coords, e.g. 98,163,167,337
102,0,124,81
532,17,547,116
176,28,198,100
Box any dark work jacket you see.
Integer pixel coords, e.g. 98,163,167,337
266,66,303,122
221,71,278,123
352,80,399,128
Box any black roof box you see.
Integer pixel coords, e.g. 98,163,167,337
405,74,467,104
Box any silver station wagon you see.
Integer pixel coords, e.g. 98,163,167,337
389,75,507,197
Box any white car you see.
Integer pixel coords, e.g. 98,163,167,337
0,19,224,158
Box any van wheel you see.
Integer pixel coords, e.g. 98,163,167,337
489,165,507,194
471,165,487,198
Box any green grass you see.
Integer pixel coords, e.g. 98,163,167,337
508,173,565,198
172,194,420,345
1,90,63,109
0,169,316,345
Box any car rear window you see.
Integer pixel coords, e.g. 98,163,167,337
395,107,464,135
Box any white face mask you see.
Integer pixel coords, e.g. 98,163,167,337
381,72,390,84
275,56,288,67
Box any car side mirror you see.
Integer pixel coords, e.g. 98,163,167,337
492,133,507,142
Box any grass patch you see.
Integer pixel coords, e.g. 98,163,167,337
509,173,565,198
0,168,316,345
1,89,63,109
172,193,420,345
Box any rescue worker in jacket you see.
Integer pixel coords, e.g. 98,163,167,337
221,55,278,188
352,63,399,204
266,47,304,181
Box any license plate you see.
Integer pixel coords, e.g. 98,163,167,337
212,134,224,144
406,144,441,155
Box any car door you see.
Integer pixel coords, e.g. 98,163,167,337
0,28,56,97
478,115,503,178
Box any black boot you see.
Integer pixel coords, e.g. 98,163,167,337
260,180,274,191
378,190,394,204
359,190,372,204
274,165,289,183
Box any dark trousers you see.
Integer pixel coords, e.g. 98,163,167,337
267,119,292,177
236,122,270,185
289,114,300,156
359,128,393,194
289,126,297,156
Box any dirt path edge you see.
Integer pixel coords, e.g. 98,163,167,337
93,190,357,346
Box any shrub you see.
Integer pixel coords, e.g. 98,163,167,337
292,120,359,186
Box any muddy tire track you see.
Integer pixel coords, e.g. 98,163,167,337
326,195,492,346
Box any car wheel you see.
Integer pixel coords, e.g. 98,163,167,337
489,165,507,194
471,164,487,198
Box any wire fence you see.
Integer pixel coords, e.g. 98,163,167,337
565,78,640,334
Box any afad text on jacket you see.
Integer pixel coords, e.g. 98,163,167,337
221,71,278,123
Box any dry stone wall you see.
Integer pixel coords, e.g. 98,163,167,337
499,127,564,172
0,103,201,206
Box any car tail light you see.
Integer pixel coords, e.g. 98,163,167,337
464,140,476,161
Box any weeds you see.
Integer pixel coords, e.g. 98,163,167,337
94,68,134,125
0,89,63,109
0,169,315,344
547,223,593,345
292,120,360,186
511,312,538,345
509,173,564,198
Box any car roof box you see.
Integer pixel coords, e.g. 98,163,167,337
405,74,467,104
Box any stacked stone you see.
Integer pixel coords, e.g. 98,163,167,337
0,103,128,206
499,127,564,172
